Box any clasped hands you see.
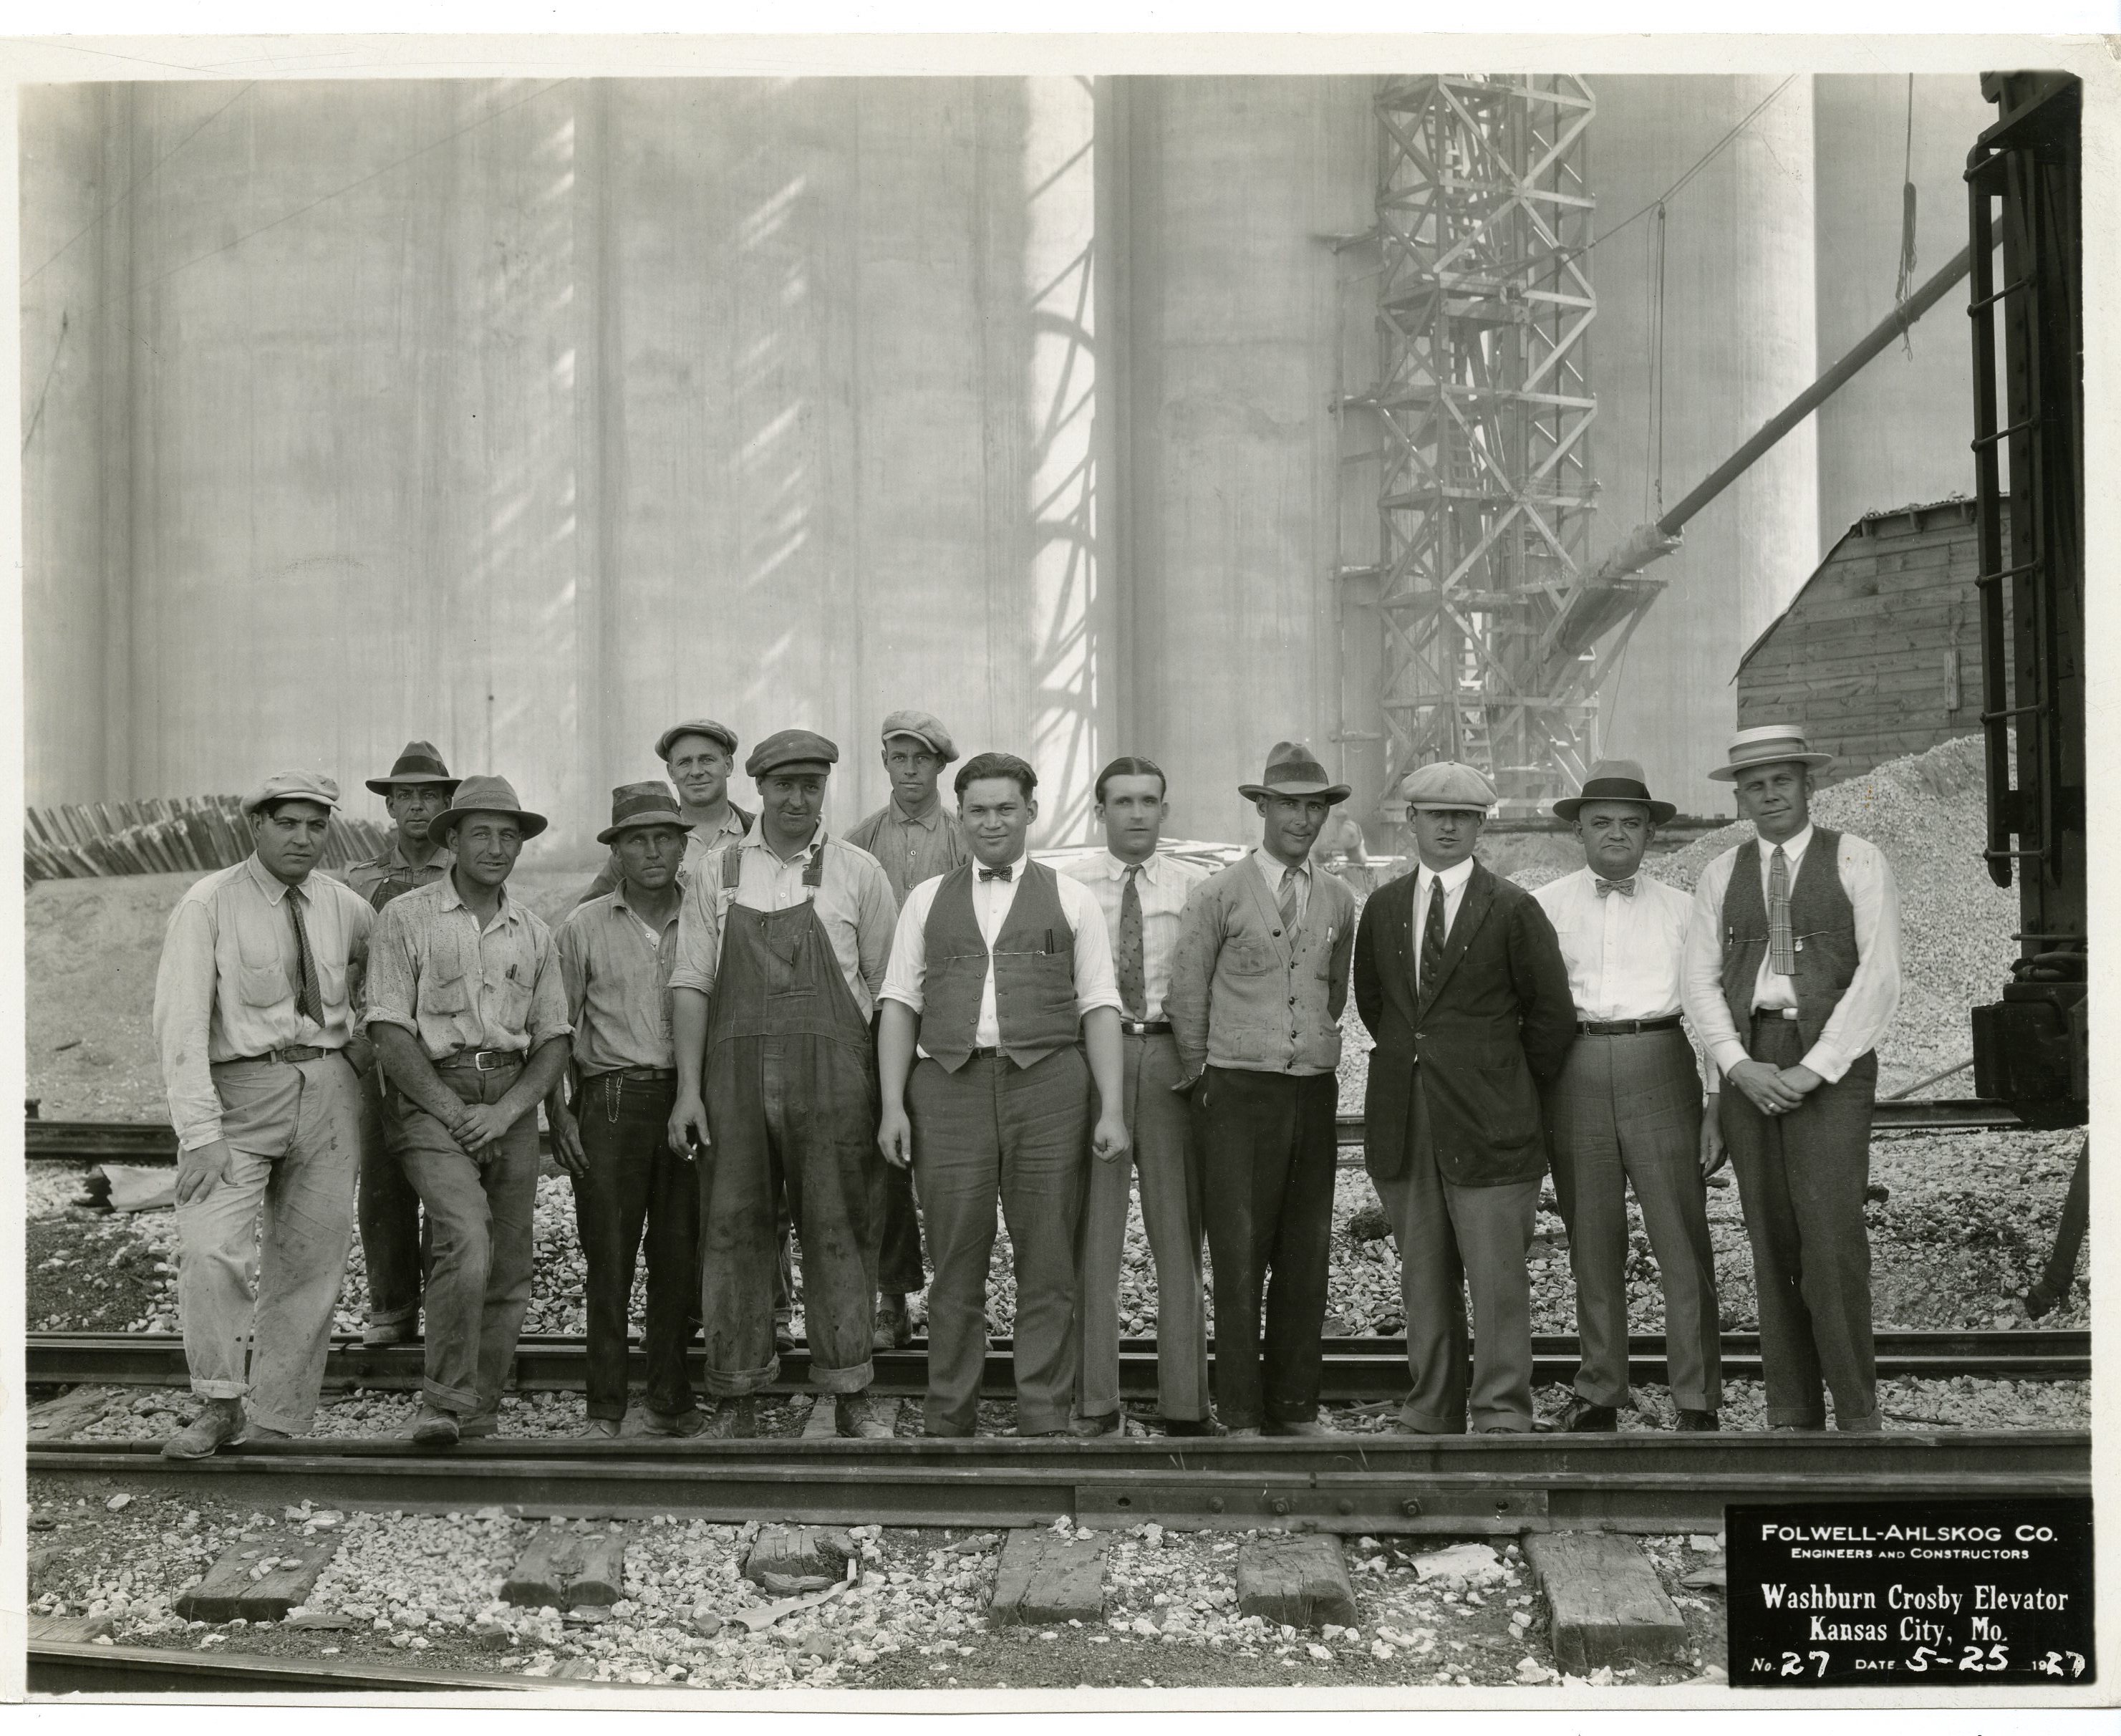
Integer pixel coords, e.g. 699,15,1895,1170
1727,1058,1822,1117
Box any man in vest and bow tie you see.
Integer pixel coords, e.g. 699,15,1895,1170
1353,761,1576,1435
1534,759,1722,1433
1681,725,1901,1432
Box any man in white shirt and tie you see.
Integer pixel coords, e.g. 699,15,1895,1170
1060,756,1213,1437
1534,760,1722,1433
1681,725,1902,1433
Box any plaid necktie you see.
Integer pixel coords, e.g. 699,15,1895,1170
1419,874,1447,993
1595,875,1637,899
1767,844,1796,975
1277,867,1301,934
288,886,324,1027
1116,864,1146,1020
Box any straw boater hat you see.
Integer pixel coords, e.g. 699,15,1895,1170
1552,758,1677,825
430,774,549,842
363,740,459,797
1708,724,1833,783
596,781,694,846
1239,741,1351,806
879,708,958,763
1398,761,1497,814
241,771,341,816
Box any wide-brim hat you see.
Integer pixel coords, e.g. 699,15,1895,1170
1709,724,1834,783
596,780,695,846
430,773,549,842
1238,741,1351,806
1552,758,1677,824
1398,760,1498,814
364,739,459,796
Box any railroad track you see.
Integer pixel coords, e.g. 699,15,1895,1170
27,1634,541,1696
27,1326,2091,1398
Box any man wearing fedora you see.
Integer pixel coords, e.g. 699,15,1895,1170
1168,742,1358,1437
344,739,460,1350
1682,725,1901,1433
669,730,902,1439
844,708,969,1351
1353,761,1575,1435
153,773,376,1457
549,783,702,1438
578,718,755,906
364,776,573,1446
1535,760,1723,1433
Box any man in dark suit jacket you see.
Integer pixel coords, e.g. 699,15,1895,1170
1354,761,1576,1434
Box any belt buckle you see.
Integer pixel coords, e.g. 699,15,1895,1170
475,1049,504,1072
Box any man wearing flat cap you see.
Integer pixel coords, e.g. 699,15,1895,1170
843,708,967,1350
152,773,377,1457
364,776,573,1446
1168,742,1358,1437
669,730,902,1437
1354,760,1575,1434
549,783,702,1438
344,739,460,1349
1535,760,1722,1433
578,718,754,906
1681,725,1901,1433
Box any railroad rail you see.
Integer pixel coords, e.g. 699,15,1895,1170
27,1636,541,1696
26,1326,2090,1398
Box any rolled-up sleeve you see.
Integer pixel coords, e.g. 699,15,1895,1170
1802,840,1903,1082
555,914,591,1033
153,897,224,1152
668,869,723,997
878,880,936,1013
1681,854,1746,1077
362,901,422,1036
524,928,574,1046
1060,877,1123,1018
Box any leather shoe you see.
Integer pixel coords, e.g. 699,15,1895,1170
1554,1394,1619,1433
1222,1426,1262,1438
1772,1421,1825,1433
1674,1408,1720,1432
361,1320,420,1348
700,1397,758,1440
644,1407,707,1438
1071,1412,1121,1439
581,1417,622,1440
836,1392,897,1440
773,1318,797,1356
1265,1417,1341,1438
410,1404,460,1447
162,1399,244,1460
1158,1417,1217,1437
243,1424,291,1444
458,1412,501,1440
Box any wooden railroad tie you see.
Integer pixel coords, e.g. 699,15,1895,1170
743,1525,859,1595
1523,1532,1689,1674
1235,1533,1361,1631
988,1530,1111,1627
502,1520,627,1611
174,1533,341,1624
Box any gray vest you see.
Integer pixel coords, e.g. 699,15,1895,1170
1719,827,1861,1055
919,860,1078,1071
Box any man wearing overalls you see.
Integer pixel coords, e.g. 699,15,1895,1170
667,729,901,1439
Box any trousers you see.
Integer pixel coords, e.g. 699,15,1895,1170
876,1162,927,1298
357,1064,429,1331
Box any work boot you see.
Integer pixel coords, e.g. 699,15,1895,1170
644,1406,707,1439
1158,1417,1218,1438
410,1404,460,1447
836,1392,897,1440
458,1412,501,1440
700,1397,758,1440
873,1293,914,1352
1553,1394,1619,1433
243,1424,291,1445
581,1417,622,1440
1222,1426,1262,1439
1071,1412,1121,1440
1674,1409,1721,1432
162,1398,244,1460
362,1318,420,1349
773,1314,796,1356
1266,1417,1342,1439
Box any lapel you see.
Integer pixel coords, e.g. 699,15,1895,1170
1417,861,1496,1016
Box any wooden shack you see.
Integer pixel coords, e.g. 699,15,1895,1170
1734,498,2001,780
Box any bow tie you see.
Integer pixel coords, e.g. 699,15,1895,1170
1595,876,1637,899
978,864,1015,883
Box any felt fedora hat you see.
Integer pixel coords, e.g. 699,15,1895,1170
430,774,549,842
1709,723,1834,783
1552,758,1677,824
1238,741,1351,806
596,781,694,846
364,739,459,796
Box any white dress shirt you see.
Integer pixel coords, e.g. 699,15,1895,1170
1252,847,1311,930
1059,849,1209,1023
879,856,1123,1051
1680,822,1903,1084
1411,854,1477,989
1532,865,1692,1021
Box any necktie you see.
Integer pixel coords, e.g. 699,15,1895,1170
1419,874,1448,993
1595,875,1637,899
978,864,1014,883
1277,867,1301,934
1116,864,1146,1020
288,886,324,1027
1768,844,1796,975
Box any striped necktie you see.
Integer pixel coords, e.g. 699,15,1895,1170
1277,867,1301,934
288,885,324,1026
1767,844,1796,975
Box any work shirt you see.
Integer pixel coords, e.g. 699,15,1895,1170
879,857,1122,1049
555,877,686,1075
153,854,375,1151
1410,854,1477,989
342,837,453,909
844,797,971,909
1532,865,1693,1021
576,801,750,907
669,830,899,1020
365,872,571,1061
1252,847,1314,930
1058,849,1209,1023
1680,822,1903,1084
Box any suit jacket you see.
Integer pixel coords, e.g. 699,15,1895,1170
1353,859,1577,1188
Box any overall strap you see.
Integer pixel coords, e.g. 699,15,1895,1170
720,844,744,890
801,838,827,890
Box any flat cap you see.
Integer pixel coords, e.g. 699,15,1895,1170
747,728,840,780
654,718,739,761
1398,761,1497,812
879,708,957,763
241,771,342,816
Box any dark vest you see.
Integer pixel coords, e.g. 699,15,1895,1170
919,860,1078,1071
1719,826,1861,1054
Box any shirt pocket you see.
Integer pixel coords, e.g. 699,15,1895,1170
423,953,473,1016
1224,935,1280,977
231,906,291,1008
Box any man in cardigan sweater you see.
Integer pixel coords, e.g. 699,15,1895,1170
1353,761,1576,1434
1168,742,1358,1437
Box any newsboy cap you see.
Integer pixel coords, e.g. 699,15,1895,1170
654,718,740,762
241,771,342,816
1238,741,1351,805
1708,723,1833,783
1398,761,1497,813
429,774,549,842
1552,758,1677,825
363,739,459,796
747,729,840,780
596,781,695,846
879,708,958,763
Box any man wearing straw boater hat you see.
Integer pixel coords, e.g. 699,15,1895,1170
344,740,460,1350
549,782,703,1438
1535,759,1722,1434
1353,761,1575,1436
364,775,573,1446
1681,725,1902,1433
1169,741,1358,1437
152,772,376,1457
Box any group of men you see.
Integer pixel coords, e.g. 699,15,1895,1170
151,708,1899,1454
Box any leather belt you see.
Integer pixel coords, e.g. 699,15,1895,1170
217,1044,332,1066
593,1066,677,1083
435,1048,523,1072
965,1046,1005,1061
1576,1015,1683,1036
1119,1019,1172,1036
1751,1007,1801,1022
